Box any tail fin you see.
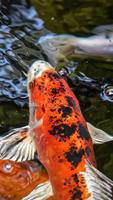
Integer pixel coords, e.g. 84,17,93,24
80,161,113,200
87,122,113,144
0,126,36,161
22,181,53,200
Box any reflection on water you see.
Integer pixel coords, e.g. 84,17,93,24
0,2,49,106
0,0,113,180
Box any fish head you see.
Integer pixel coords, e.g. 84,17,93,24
27,60,55,123
0,159,48,199
0,160,41,192
28,60,53,88
27,60,54,102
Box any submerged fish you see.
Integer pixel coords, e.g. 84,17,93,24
0,159,52,200
38,25,113,66
0,60,113,199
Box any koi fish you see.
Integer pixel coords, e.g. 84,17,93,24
27,60,113,200
0,159,53,200
38,25,113,66
0,60,113,199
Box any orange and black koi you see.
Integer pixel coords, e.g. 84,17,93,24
28,61,97,200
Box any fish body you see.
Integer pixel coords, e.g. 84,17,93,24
0,159,48,200
28,61,96,199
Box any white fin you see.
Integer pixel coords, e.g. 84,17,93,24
22,180,53,200
0,126,36,161
87,122,113,144
80,161,113,200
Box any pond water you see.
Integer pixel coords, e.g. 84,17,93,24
0,0,113,180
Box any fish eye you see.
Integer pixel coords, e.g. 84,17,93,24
34,67,40,76
34,68,37,72
3,163,13,173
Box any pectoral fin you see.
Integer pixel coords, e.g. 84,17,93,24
0,125,36,161
22,181,53,200
87,122,113,144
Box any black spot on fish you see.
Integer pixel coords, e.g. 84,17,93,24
48,72,61,80
85,147,91,156
59,86,66,93
55,119,62,123
50,108,56,112
49,98,57,103
65,147,84,167
72,174,79,183
49,116,57,122
49,123,76,141
38,85,42,91
51,88,58,95
42,105,45,112
79,123,90,140
64,178,71,186
70,188,82,200
65,96,76,109
51,87,65,96
59,79,66,90
58,105,72,118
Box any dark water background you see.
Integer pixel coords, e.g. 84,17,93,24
0,0,113,179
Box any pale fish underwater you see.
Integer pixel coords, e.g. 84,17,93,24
0,60,113,199
0,159,53,200
38,25,113,66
